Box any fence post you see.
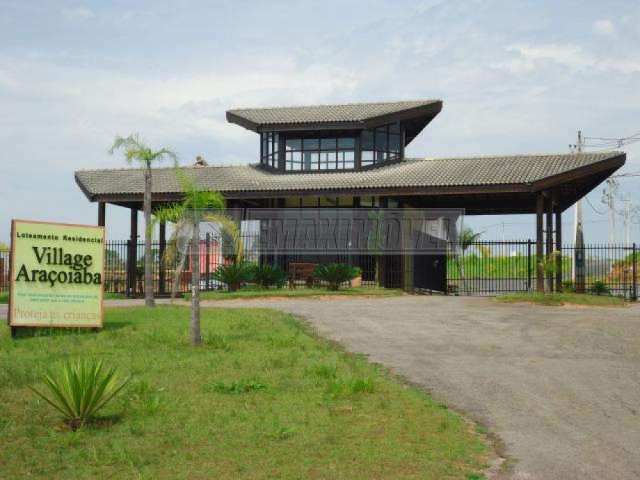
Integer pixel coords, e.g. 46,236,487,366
633,243,637,301
205,233,211,291
527,239,532,292
126,239,132,298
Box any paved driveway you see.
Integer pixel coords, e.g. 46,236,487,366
199,296,640,480
3,296,640,479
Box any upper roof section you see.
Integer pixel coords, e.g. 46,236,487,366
226,100,442,142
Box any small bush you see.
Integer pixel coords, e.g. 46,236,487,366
252,263,287,288
589,280,611,296
29,359,130,430
212,261,254,292
313,263,361,290
561,280,576,293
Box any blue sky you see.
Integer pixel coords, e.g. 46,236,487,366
1,0,639,242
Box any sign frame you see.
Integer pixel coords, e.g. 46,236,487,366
8,219,105,330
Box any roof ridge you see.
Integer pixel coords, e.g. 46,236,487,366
416,151,622,161
75,164,251,174
227,99,439,113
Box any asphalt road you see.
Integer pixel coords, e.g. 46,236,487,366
3,296,640,479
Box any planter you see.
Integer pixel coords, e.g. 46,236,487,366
350,276,362,288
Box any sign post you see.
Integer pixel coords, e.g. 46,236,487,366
8,219,105,334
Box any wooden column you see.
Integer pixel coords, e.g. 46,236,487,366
555,203,562,292
545,194,554,292
127,207,138,297
158,221,166,294
536,193,545,293
98,202,106,227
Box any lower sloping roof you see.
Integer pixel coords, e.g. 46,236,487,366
75,151,625,201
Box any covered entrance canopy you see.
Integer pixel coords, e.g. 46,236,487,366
75,150,625,293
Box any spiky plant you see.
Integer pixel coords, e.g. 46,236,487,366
109,134,177,307
313,263,361,290
252,263,287,288
29,359,130,430
213,262,255,292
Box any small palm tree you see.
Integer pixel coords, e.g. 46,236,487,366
109,134,177,307
154,166,242,345
455,227,483,293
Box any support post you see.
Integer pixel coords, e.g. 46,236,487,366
159,221,166,295
545,194,554,292
98,202,106,227
536,193,545,293
527,239,532,291
633,243,637,302
127,208,138,297
555,201,562,292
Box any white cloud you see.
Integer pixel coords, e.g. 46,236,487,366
500,43,640,74
593,19,615,36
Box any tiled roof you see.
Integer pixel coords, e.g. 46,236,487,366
226,100,441,129
75,152,624,200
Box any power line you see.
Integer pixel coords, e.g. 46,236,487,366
585,196,607,215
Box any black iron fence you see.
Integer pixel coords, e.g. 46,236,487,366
0,239,637,299
446,241,638,299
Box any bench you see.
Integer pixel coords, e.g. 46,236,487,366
288,262,318,288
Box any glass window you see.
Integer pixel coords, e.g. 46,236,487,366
321,138,336,150
284,135,356,171
361,130,374,150
303,138,320,150
389,133,400,153
375,127,387,151
338,137,355,149
389,122,400,134
286,138,301,150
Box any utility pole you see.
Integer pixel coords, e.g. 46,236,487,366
623,196,631,246
602,179,617,243
572,131,586,292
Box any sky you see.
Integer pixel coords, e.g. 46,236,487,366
1,0,639,242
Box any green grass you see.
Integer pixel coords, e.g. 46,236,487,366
447,254,573,280
495,292,627,307
0,306,488,479
196,286,404,301
0,291,7,304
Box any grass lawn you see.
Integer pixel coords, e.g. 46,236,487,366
495,292,627,307
196,286,404,301
0,306,488,479
0,291,6,304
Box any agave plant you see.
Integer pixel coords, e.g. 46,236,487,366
313,263,361,291
29,359,130,430
213,261,255,292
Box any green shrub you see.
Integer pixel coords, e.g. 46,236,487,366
561,280,576,293
29,359,130,430
252,263,287,288
212,262,254,292
313,263,361,290
589,280,611,296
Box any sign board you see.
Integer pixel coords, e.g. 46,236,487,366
8,219,105,328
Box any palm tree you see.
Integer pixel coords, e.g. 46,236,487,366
455,227,483,293
109,134,177,307
154,166,242,345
